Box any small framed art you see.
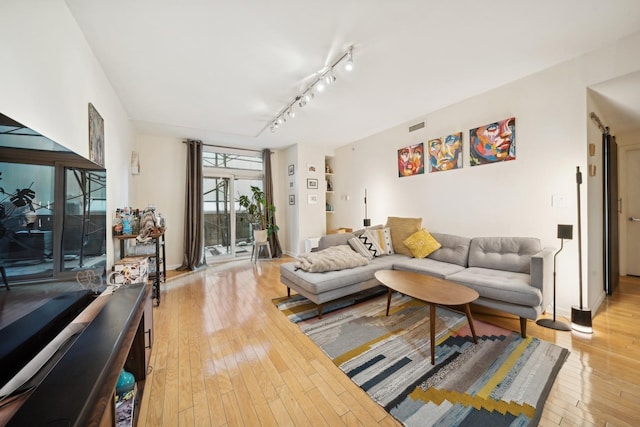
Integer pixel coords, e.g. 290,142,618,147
308,194,318,204
289,195,295,205
288,164,295,175
307,178,318,189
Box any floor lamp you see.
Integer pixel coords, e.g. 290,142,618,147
363,188,371,227
536,224,572,331
571,166,593,333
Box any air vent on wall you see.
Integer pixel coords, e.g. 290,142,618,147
408,121,425,132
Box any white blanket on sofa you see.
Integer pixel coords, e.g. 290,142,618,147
295,245,369,273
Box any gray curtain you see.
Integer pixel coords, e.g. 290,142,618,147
263,149,283,257
178,139,205,270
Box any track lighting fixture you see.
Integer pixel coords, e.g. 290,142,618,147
261,45,355,135
324,70,337,85
344,48,354,72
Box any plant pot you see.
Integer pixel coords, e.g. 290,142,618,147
253,229,268,243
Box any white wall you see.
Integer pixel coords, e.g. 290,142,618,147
288,144,329,255
331,30,640,316
133,135,186,269
0,0,136,270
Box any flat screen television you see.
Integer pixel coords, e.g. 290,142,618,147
0,112,107,397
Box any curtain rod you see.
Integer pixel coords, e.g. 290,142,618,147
182,140,263,153
589,112,607,133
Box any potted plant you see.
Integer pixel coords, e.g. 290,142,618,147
238,186,279,242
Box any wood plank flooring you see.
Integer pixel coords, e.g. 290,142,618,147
138,257,640,426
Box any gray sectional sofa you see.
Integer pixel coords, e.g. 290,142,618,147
279,231,554,337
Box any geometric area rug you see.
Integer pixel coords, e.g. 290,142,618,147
275,292,569,427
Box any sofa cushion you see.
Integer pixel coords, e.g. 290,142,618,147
385,217,422,256
318,232,356,250
468,237,541,274
403,228,441,258
428,233,471,267
393,257,466,279
348,237,373,260
446,267,542,306
358,231,383,257
364,227,394,255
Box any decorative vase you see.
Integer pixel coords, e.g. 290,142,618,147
253,229,268,243
116,369,135,396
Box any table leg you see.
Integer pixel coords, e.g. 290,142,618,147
430,303,436,365
386,288,393,316
464,304,478,344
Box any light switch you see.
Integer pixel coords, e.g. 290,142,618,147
552,194,569,207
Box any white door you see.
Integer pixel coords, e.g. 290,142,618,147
626,148,640,276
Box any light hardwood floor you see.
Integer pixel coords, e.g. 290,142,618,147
138,257,640,426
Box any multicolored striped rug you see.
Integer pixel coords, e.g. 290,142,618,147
276,292,569,426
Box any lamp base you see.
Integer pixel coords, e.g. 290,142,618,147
571,306,593,334
536,318,571,331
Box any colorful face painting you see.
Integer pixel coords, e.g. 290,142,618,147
428,132,462,172
398,143,425,177
469,117,516,166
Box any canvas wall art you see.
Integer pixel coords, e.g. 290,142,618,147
88,103,104,167
469,117,516,166
428,132,462,172
397,143,424,177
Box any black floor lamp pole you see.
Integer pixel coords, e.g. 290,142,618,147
571,166,593,333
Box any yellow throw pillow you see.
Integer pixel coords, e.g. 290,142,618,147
403,228,441,259
385,217,422,256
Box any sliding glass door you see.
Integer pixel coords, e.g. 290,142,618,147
203,176,264,262
202,146,264,264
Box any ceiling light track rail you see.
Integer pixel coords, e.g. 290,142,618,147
258,46,355,136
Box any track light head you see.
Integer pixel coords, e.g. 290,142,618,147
324,70,336,85
316,75,326,92
344,49,354,72
303,91,314,104
287,108,296,119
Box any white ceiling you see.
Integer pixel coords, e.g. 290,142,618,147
65,0,640,150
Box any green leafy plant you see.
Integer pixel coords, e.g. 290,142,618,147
0,171,37,238
237,185,279,237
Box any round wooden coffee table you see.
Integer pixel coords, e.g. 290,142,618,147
374,269,479,364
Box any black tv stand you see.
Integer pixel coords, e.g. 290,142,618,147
5,282,153,426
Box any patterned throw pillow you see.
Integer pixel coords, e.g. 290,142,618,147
403,228,441,258
348,237,374,260
364,228,394,256
358,231,383,257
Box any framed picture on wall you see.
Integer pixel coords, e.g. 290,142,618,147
88,103,105,167
289,195,295,205
397,142,424,177
308,194,318,204
288,164,295,175
469,117,516,166
307,178,318,189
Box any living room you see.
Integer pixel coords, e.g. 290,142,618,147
2,1,640,425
